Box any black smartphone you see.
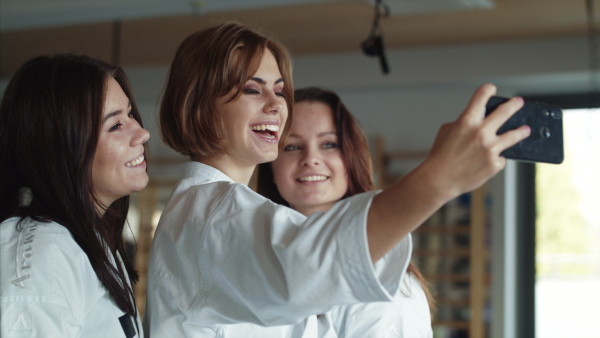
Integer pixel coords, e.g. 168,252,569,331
485,96,564,164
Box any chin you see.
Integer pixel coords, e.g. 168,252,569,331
257,152,278,164
129,177,150,193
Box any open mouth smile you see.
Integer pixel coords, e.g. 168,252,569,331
125,154,145,167
251,123,280,141
297,175,329,182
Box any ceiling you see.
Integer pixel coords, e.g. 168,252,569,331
0,0,595,78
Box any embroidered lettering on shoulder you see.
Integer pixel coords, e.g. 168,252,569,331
9,311,33,335
11,222,39,289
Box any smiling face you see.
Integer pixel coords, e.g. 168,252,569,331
271,101,349,216
210,49,288,183
92,77,150,210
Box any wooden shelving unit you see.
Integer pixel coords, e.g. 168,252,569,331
373,136,490,338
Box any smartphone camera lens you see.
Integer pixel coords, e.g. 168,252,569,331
541,126,551,138
550,111,562,119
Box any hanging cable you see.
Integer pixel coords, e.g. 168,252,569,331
361,0,391,75
586,0,599,107
112,20,122,66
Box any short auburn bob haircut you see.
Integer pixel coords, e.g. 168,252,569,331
257,87,374,206
160,22,294,158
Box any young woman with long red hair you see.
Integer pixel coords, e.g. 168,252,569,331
258,87,435,337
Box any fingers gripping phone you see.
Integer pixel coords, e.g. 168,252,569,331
485,96,564,164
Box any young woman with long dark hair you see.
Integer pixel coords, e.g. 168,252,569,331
0,53,149,337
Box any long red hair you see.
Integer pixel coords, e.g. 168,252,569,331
257,87,436,314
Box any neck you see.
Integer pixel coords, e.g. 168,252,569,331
194,155,256,185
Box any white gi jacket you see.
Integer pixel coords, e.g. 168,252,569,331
0,217,143,338
327,272,433,337
144,161,412,337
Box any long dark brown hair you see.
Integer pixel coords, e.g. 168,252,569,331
0,53,141,316
257,87,436,313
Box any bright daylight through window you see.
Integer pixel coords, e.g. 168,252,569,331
535,108,600,338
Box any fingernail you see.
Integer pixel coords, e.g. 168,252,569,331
516,96,524,103
523,125,531,135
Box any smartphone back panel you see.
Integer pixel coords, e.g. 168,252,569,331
485,96,564,164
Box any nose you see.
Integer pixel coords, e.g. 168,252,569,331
301,146,321,167
263,91,284,115
131,124,150,147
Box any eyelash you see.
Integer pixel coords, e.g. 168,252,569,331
108,111,137,132
109,123,122,132
283,142,339,152
243,88,285,98
244,88,259,95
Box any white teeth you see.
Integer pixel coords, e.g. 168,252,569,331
297,175,328,182
251,124,280,132
125,155,144,167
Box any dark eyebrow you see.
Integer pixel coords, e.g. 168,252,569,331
250,77,284,85
102,110,122,123
288,131,336,139
102,102,132,123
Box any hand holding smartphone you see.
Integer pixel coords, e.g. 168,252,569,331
485,96,564,164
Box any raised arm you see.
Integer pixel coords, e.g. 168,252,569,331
367,84,531,262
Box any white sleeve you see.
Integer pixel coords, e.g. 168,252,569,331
145,183,410,332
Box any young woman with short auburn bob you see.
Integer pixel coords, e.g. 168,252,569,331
258,87,435,337
0,53,149,337
144,22,530,337
158,23,294,160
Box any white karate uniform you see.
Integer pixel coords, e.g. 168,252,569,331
0,217,143,338
327,272,433,337
143,161,411,337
